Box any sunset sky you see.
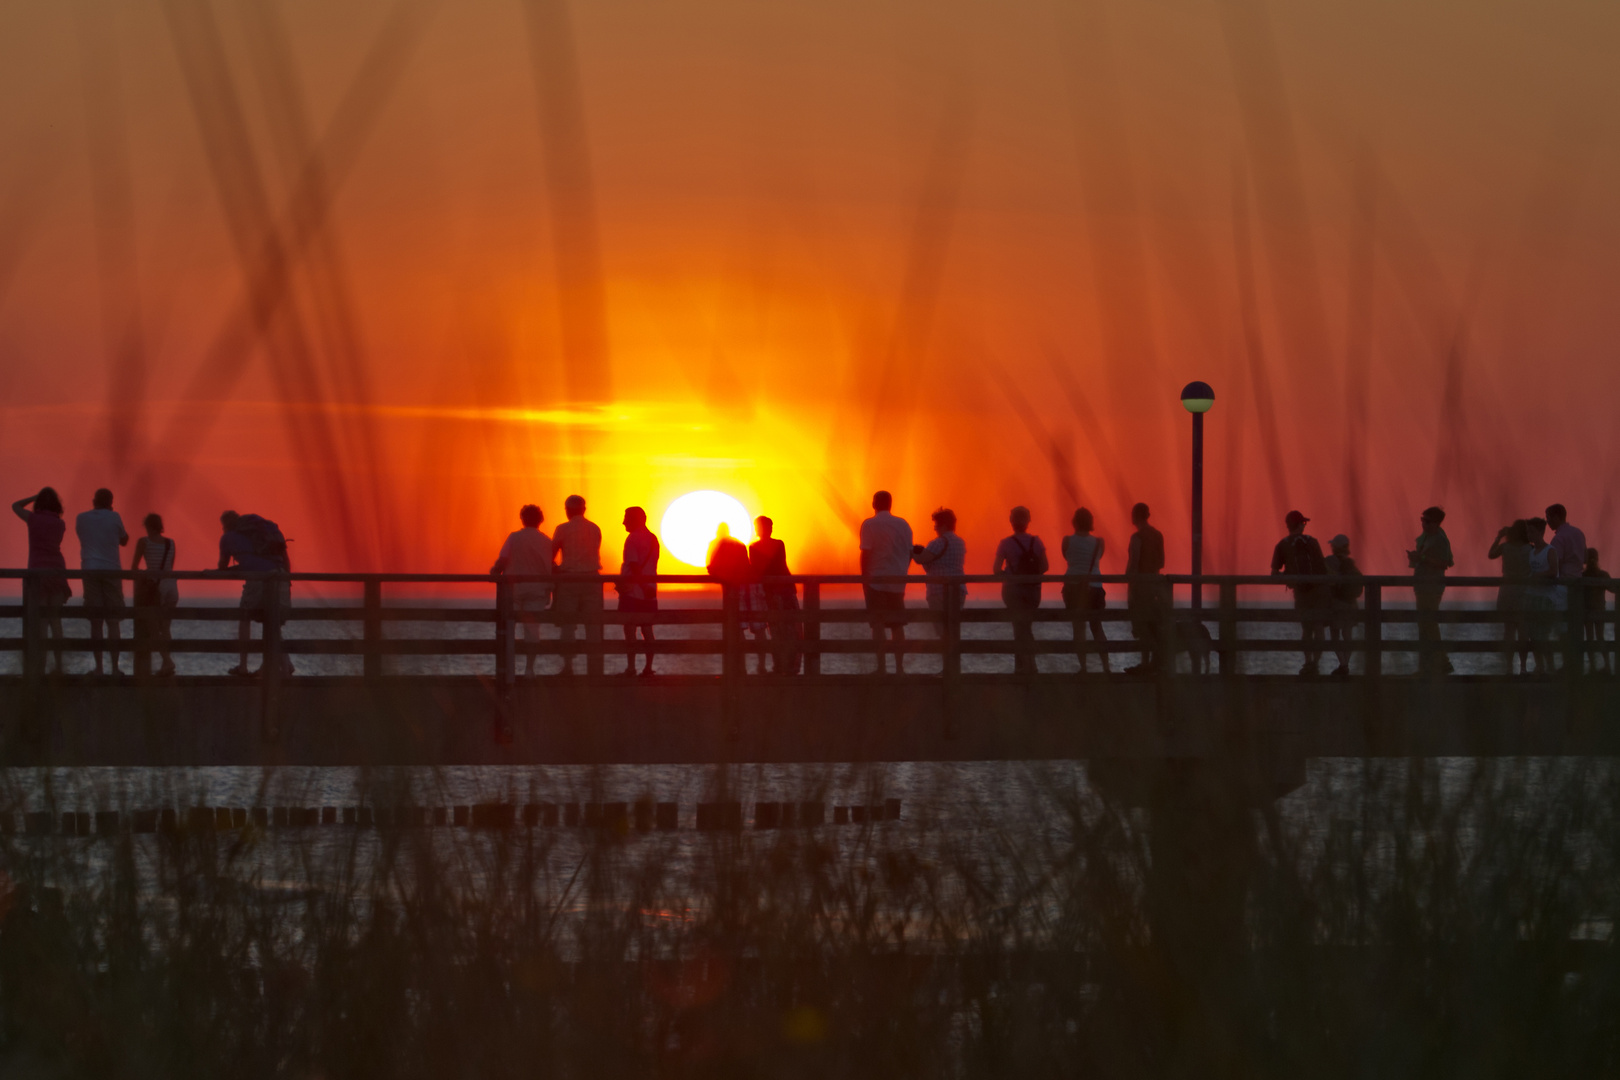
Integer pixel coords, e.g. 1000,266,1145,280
1,0,1617,577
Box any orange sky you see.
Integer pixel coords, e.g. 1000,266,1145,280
1,0,1618,577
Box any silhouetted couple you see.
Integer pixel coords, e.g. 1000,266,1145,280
708,517,801,675
490,495,609,676
1488,503,1600,675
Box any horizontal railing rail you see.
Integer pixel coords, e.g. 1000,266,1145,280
0,570,1614,684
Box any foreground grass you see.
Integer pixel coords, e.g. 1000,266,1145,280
0,758,1617,1079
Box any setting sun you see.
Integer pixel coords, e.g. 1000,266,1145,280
660,491,753,568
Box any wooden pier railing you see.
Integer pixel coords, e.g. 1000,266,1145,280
1,570,1615,688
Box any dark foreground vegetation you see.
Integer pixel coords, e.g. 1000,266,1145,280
1,759,1618,1079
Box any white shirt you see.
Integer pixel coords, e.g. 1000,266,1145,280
859,510,913,593
75,508,126,571
1061,534,1104,576
552,517,602,573
498,527,553,577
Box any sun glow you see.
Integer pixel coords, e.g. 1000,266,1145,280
660,490,752,568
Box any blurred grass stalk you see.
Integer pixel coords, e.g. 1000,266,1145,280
0,757,1617,1077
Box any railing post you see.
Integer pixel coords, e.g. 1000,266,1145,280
1218,579,1238,677
943,579,962,680
585,580,604,677
22,574,41,686
364,579,383,681
1364,583,1382,678
722,583,740,678
262,573,284,739
495,578,513,690
803,581,821,676
1566,577,1585,677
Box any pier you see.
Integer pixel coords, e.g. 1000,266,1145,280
3,570,1617,770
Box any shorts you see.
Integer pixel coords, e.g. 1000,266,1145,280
241,578,292,623
1062,582,1106,612
513,583,552,612
82,575,126,612
552,582,603,616
865,587,906,625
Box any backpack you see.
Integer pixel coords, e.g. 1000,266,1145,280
1012,535,1043,576
236,514,291,570
1284,535,1327,577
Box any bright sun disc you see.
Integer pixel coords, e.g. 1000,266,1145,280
660,491,752,567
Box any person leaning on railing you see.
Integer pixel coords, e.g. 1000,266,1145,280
491,504,552,678
911,507,966,643
1124,503,1166,675
550,495,602,676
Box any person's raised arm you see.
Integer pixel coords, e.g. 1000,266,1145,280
11,496,33,523
1488,527,1510,561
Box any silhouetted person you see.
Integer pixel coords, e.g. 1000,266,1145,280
1125,502,1166,674
131,512,179,677
217,509,293,677
1582,548,1614,674
860,491,913,675
707,522,759,670
1324,534,1363,677
617,506,660,677
750,516,800,675
912,508,966,645
1488,519,1532,674
993,506,1048,675
550,495,602,675
1271,510,1328,675
1407,506,1454,675
1547,503,1588,590
491,504,552,677
1061,507,1109,674
76,487,129,676
11,488,69,674
1525,516,1560,674
706,522,751,581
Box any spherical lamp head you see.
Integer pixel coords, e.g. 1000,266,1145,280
1181,381,1215,413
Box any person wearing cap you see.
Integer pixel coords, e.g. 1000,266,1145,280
1407,506,1455,675
1324,534,1364,677
1271,511,1329,675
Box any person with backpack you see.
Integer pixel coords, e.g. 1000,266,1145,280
1324,534,1364,677
216,509,293,677
993,506,1049,675
1271,510,1329,675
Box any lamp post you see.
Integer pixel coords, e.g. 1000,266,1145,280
1181,381,1215,610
